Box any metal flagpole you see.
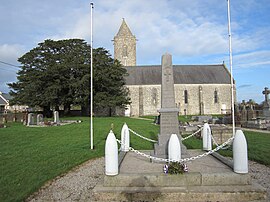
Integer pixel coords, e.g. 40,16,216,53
90,2,94,149
227,0,235,136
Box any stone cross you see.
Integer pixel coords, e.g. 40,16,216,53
262,87,270,102
262,87,270,119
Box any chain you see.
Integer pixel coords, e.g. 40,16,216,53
115,135,235,163
128,127,202,143
210,132,232,149
182,127,203,141
128,128,158,143
211,133,220,147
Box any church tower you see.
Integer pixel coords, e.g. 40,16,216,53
113,19,136,66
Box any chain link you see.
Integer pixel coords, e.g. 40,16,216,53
181,127,203,141
210,132,232,149
128,128,158,143
211,133,220,147
128,127,203,143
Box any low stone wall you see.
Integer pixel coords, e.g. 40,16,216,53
211,126,232,144
0,112,26,123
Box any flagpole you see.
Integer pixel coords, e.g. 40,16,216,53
227,0,235,136
90,2,94,149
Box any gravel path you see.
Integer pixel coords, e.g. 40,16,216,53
26,157,105,202
27,157,270,202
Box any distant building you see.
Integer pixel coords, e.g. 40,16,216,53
114,19,236,116
0,92,28,113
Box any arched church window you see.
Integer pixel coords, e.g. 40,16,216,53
214,89,218,103
122,45,128,57
151,88,158,106
184,90,188,104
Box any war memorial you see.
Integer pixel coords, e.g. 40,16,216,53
92,54,267,201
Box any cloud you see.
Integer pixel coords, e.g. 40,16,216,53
0,44,24,92
233,50,270,69
238,84,252,89
0,44,24,63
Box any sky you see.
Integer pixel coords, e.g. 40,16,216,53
0,0,269,104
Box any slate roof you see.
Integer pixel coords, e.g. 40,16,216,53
1,93,12,100
125,64,232,85
0,93,11,105
0,97,6,105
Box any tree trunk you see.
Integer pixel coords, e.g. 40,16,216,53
81,105,90,116
43,106,52,118
64,104,71,116
54,106,60,111
109,107,112,117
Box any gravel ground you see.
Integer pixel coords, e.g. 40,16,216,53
26,157,105,202
27,157,270,202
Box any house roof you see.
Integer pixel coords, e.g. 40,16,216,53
1,93,12,100
0,92,11,105
124,64,232,85
0,97,6,105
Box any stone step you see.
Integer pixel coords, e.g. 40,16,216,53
93,182,267,202
103,172,251,187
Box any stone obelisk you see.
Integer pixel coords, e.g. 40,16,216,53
154,53,186,158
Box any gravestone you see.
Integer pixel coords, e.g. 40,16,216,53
37,114,43,125
153,53,186,158
27,113,34,126
54,111,60,125
262,87,270,120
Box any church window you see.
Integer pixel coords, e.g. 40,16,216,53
122,45,128,57
184,90,188,104
151,88,158,106
214,89,218,103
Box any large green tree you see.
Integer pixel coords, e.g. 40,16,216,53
8,39,130,116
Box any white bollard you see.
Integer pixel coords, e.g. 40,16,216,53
168,134,181,162
202,123,212,151
233,130,248,174
121,123,130,152
105,130,119,176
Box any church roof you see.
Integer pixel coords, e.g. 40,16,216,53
115,19,134,37
125,64,232,85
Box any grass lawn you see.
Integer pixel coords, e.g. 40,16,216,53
183,130,270,165
0,117,158,202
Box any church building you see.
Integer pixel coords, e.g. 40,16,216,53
114,19,236,116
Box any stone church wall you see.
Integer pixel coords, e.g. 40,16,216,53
127,84,234,116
